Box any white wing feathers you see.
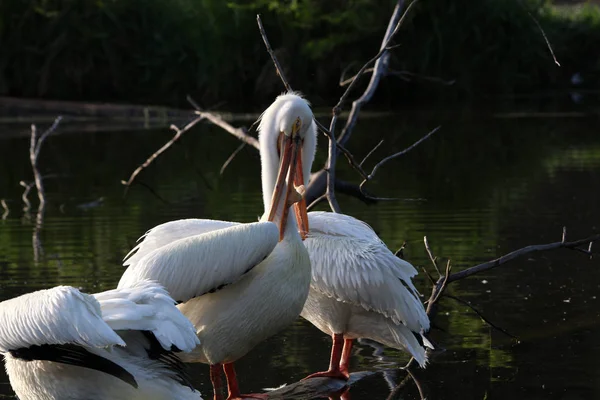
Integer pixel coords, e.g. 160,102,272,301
0,286,124,353
93,280,199,352
306,212,429,333
124,219,239,267
118,221,280,303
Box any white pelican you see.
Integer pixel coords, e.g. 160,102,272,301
117,92,315,400
0,280,201,400
291,101,432,379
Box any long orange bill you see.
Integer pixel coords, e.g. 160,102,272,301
293,149,309,240
266,135,303,241
279,136,301,240
267,134,292,223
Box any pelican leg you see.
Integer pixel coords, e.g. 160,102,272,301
211,364,224,400
303,333,348,380
223,363,268,400
339,339,353,377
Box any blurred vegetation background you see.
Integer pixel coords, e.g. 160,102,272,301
0,0,598,108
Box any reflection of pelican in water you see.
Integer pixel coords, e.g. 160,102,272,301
118,93,315,400
0,280,201,400
280,97,433,379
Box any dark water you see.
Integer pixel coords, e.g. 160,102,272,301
0,105,599,399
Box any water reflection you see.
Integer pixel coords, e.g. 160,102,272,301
0,108,599,399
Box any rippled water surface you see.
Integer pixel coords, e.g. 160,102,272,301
0,103,599,399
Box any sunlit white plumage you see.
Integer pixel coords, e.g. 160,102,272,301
118,92,316,398
0,281,201,400
301,212,431,369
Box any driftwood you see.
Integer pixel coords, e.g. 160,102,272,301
260,371,374,400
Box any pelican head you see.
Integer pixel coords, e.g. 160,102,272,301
258,92,316,240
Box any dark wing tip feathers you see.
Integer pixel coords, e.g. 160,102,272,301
141,331,195,390
11,344,138,388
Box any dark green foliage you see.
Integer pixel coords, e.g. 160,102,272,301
0,0,598,107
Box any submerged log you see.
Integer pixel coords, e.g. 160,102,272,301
255,371,376,400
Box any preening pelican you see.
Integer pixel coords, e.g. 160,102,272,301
118,93,316,400
0,280,201,400
291,98,432,378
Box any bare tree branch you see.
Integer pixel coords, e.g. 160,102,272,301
404,368,426,400
121,116,206,190
519,0,561,67
360,140,384,168
446,233,599,284
195,111,259,149
220,142,247,175
359,126,440,198
337,0,414,147
423,235,441,276
325,115,342,213
443,294,518,339
34,116,63,159
256,14,293,93
29,117,62,211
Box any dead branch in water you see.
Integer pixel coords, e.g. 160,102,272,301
29,116,62,211
1,199,9,220
19,181,34,213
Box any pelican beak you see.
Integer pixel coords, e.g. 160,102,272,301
267,124,304,240
293,153,309,240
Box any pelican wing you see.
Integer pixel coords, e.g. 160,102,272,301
93,280,199,353
118,221,280,303
124,219,239,267
0,286,124,353
305,212,429,332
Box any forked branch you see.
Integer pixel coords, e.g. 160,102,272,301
121,115,206,191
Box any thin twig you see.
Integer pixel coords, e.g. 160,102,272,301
256,14,292,92
339,67,375,87
359,126,441,198
220,142,247,175
34,116,63,159
521,3,561,67
121,115,206,190
443,294,518,339
426,260,452,314
394,241,407,260
421,266,435,286
360,140,385,168
423,236,441,276
314,120,369,180
404,369,426,400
